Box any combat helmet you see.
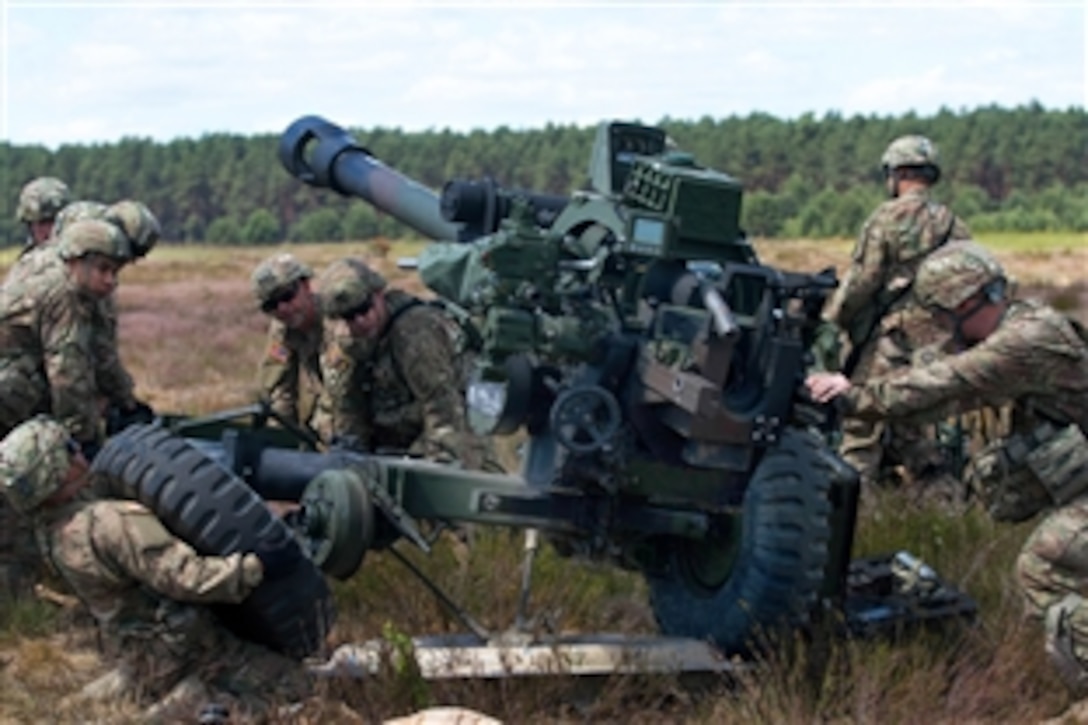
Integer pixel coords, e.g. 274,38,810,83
914,240,1006,312
16,177,71,223
881,135,941,182
0,416,77,514
57,219,132,263
317,258,387,318
251,253,314,310
105,200,161,258
53,200,109,239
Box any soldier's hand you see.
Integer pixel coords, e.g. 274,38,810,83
105,400,156,436
77,439,101,462
253,537,303,582
127,400,155,424
805,372,852,403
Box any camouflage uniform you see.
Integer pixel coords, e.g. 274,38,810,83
0,218,130,442
823,135,970,490
0,417,311,719
316,258,489,468
3,199,158,413
252,253,326,431
0,220,129,600
836,242,1088,696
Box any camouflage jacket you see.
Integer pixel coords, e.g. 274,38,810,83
843,300,1088,434
0,264,101,440
35,495,261,637
4,245,136,409
257,303,325,427
318,289,470,459
824,188,970,352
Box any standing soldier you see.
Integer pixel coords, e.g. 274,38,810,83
806,241,1088,711
0,416,312,722
820,134,971,498
315,257,493,469
14,176,70,251
251,253,326,438
0,218,132,447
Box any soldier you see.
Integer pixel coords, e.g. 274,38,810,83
806,241,1088,706
251,253,326,437
3,200,158,432
14,176,70,251
0,415,312,721
820,134,971,497
4,200,108,287
315,257,490,468
0,218,133,447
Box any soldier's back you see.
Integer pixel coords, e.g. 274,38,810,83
865,189,967,267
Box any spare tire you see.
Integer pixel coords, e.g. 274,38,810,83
646,427,834,655
92,424,335,659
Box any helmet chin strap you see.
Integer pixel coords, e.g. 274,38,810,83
885,168,900,199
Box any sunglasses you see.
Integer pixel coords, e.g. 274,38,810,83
337,295,375,321
260,282,300,313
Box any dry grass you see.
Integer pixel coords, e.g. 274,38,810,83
0,235,1085,723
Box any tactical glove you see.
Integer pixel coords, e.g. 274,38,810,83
105,400,156,436
77,439,102,462
253,537,303,582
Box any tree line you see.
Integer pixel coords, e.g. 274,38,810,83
2,102,1084,247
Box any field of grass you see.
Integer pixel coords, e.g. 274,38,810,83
0,233,1085,723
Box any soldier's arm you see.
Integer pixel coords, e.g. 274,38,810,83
40,293,101,441
92,296,137,409
844,318,1051,421
257,320,300,422
393,309,468,459
823,214,889,331
319,330,372,446
90,502,262,604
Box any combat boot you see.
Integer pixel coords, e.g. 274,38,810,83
73,664,137,702
144,674,212,722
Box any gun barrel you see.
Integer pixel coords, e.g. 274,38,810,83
279,115,462,242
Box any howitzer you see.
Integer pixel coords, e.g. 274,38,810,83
127,117,975,659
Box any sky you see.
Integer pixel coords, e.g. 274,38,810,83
1,1,1085,149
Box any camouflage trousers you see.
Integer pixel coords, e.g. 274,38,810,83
82,601,312,720
1016,496,1088,695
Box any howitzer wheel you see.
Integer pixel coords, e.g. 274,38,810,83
550,385,622,454
646,427,833,655
91,424,335,660
295,467,376,580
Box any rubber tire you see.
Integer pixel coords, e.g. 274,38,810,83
91,424,335,659
646,427,833,655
